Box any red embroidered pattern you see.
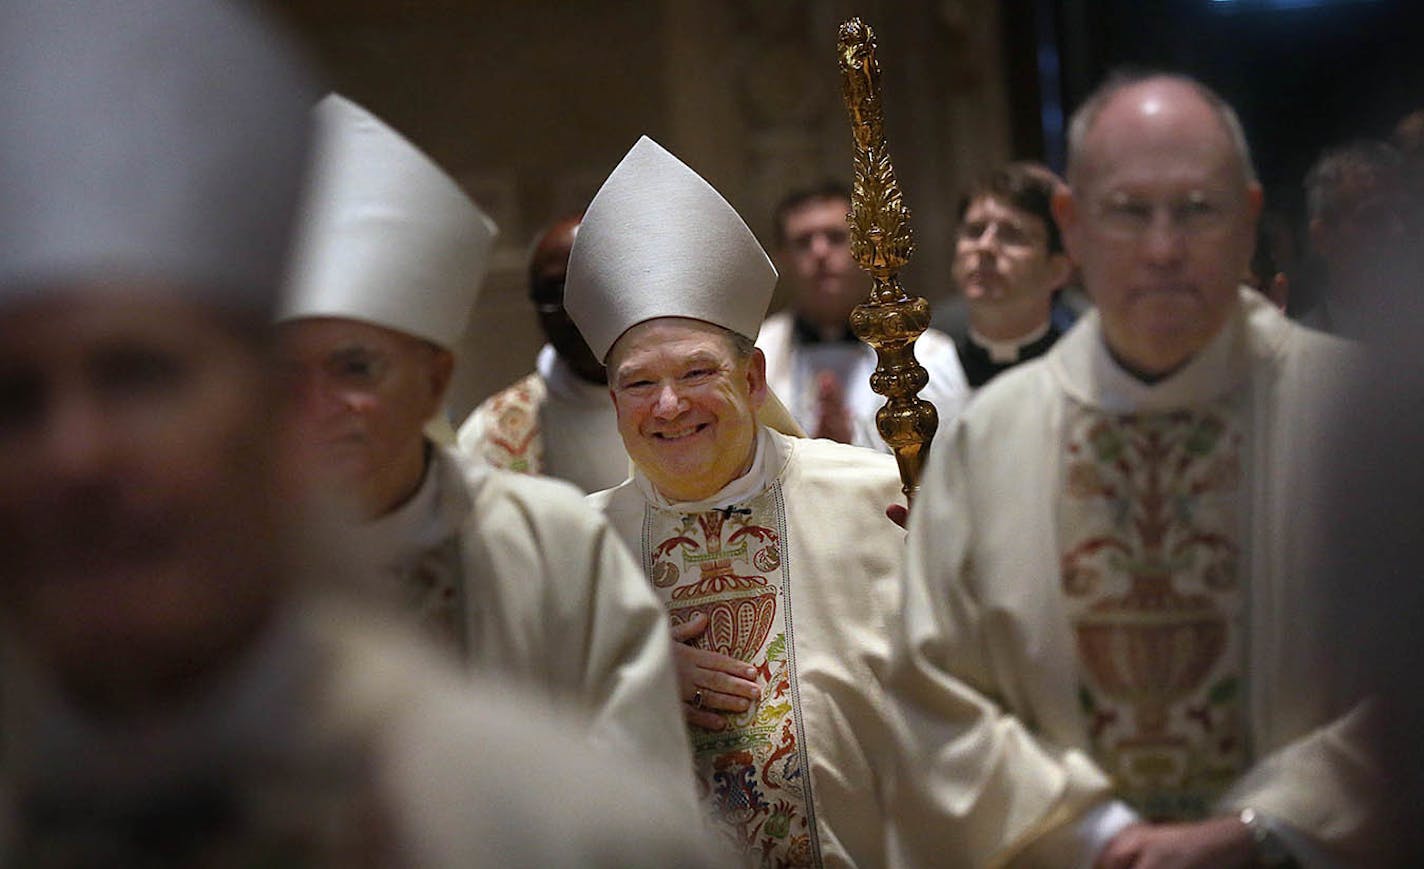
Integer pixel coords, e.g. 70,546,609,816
1059,403,1247,820
472,374,544,474
649,495,819,867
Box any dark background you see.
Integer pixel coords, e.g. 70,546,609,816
1002,0,1424,223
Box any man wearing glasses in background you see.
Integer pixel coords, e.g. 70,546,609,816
951,162,1075,390
886,72,1383,867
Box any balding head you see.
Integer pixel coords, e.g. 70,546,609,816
1067,73,1256,190
1393,109,1424,158
528,215,582,290
1052,73,1263,379
527,213,604,384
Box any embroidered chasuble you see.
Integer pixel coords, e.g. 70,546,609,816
459,345,630,493
646,486,813,864
365,452,468,654
464,371,545,475
1059,398,1247,819
355,444,692,778
591,427,907,868
895,289,1384,863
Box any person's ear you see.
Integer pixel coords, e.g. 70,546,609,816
1245,182,1265,222
1045,251,1074,292
1309,216,1331,261
426,347,455,409
1267,272,1290,311
745,348,768,411
1052,187,1081,263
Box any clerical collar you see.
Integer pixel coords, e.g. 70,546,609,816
968,320,1052,363
362,444,462,572
792,314,858,346
536,343,610,406
1052,288,1256,414
634,426,776,512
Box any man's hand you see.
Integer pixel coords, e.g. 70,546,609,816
1095,817,1256,869
813,370,854,444
670,612,761,731
1265,271,1290,311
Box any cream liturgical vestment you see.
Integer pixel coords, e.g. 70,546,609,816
359,443,692,776
0,596,721,866
591,427,906,867
562,134,1121,867
458,344,630,493
896,289,1380,863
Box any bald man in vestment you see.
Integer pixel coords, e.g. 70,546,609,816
891,71,1382,867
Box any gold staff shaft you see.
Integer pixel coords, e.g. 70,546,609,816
836,17,938,502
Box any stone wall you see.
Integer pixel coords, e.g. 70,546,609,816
281,0,1013,421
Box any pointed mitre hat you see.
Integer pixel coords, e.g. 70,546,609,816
281,94,497,349
563,136,778,362
0,0,315,315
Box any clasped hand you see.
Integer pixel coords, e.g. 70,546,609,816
670,611,761,731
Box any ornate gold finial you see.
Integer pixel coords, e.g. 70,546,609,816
837,17,938,502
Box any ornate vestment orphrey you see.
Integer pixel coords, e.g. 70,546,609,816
1058,398,1248,820
471,373,545,475
643,483,821,867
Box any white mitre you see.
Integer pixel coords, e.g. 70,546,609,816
564,136,778,362
0,0,315,315
282,94,497,350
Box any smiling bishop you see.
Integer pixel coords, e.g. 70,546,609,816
566,136,1112,867
564,134,906,866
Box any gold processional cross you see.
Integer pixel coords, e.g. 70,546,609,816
837,17,939,503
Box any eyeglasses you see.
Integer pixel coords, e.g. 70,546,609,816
529,276,566,314
787,228,849,253
955,218,1043,250
1089,190,1239,239
1325,196,1412,239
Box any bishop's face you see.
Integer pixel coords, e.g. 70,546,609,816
277,317,451,519
607,318,767,502
0,289,283,711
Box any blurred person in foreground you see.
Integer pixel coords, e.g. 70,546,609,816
458,214,632,493
566,136,1112,867
890,71,1382,867
758,182,970,449
951,162,1076,390
277,95,690,776
1310,184,1424,865
1296,139,1409,337
0,2,719,864
1390,108,1424,204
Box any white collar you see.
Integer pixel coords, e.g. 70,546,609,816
1051,289,1258,414
968,320,1051,363
536,343,611,406
362,445,467,569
